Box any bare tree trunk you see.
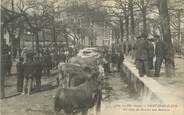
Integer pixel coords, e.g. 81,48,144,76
34,31,39,52
42,30,46,48
158,0,175,77
1,27,5,99
124,4,129,40
129,0,135,39
52,17,57,48
33,13,39,52
1,57,6,99
11,0,16,59
177,10,181,56
141,0,147,36
120,17,124,41
129,0,135,58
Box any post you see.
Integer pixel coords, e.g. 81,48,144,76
141,0,147,36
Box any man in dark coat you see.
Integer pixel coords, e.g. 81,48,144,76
116,51,124,72
154,36,167,77
43,53,51,75
103,51,111,73
16,57,24,92
22,53,35,95
135,35,149,77
33,57,43,91
147,39,155,70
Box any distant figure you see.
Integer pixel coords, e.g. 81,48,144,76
64,50,69,62
154,35,166,77
57,60,66,87
6,53,12,76
111,50,116,72
135,35,149,77
147,39,155,70
16,57,24,92
103,52,110,73
116,51,124,72
34,57,43,91
43,53,51,75
98,61,105,79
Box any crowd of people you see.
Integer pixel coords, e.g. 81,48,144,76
1,34,173,96
15,46,77,95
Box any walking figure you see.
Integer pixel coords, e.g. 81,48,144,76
135,34,149,77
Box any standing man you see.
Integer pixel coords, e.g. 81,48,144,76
117,50,124,72
135,34,149,77
147,39,155,70
43,52,51,76
16,57,24,92
34,56,43,91
154,35,166,77
64,49,69,62
22,52,35,95
6,53,12,76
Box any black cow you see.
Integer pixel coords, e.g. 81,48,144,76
54,73,101,115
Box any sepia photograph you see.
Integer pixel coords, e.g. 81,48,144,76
1,0,184,115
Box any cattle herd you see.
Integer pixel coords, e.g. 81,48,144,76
55,50,105,115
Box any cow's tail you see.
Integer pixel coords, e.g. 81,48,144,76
96,90,102,113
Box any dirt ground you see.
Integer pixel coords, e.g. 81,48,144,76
1,68,58,115
2,56,183,115
0,62,136,115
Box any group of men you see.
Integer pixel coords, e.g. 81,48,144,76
134,34,168,77
16,46,75,95
102,45,124,73
4,34,168,96
16,53,43,95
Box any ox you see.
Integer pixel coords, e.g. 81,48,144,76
57,63,94,88
54,73,101,115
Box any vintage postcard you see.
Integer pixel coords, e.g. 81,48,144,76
1,0,184,115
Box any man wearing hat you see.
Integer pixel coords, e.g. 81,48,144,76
146,38,155,70
22,52,35,95
33,56,43,91
135,34,149,77
154,35,167,77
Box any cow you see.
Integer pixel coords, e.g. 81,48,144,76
54,73,101,115
57,63,93,88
